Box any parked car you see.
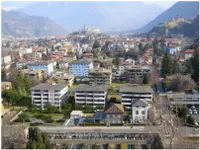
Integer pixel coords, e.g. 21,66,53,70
193,110,198,115
192,105,196,109
167,91,173,94
189,109,193,115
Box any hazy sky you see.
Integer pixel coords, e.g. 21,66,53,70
2,1,177,10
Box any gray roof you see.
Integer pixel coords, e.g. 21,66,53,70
132,99,148,107
31,83,67,91
69,59,91,65
120,85,154,93
28,61,53,65
76,84,109,92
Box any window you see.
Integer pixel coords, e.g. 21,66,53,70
142,111,145,115
136,110,139,115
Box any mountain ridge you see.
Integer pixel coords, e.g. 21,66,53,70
2,9,68,37
19,1,164,32
138,1,199,32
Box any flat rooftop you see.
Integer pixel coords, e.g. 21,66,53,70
31,83,67,91
119,85,154,93
76,84,109,92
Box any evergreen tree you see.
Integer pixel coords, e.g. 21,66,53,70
2,69,6,81
161,54,172,77
93,40,101,49
27,127,51,149
112,56,121,67
190,50,199,84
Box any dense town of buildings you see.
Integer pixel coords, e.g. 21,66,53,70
1,28,199,149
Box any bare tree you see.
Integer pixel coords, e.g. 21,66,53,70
158,104,180,149
1,125,28,149
166,74,197,92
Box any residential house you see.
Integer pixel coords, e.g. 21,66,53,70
119,85,154,110
48,72,74,87
139,55,153,64
75,84,109,106
1,52,12,69
88,68,112,85
184,49,195,60
58,60,69,69
31,83,68,110
132,99,149,123
119,61,134,75
164,46,177,54
177,58,187,73
104,104,124,124
69,60,93,77
19,69,43,79
27,61,54,75
82,52,93,60
103,62,114,69
24,52,41,61
124,66,150,84
62,54,77,62
16,57,27,69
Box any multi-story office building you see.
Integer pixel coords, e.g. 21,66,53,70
124,66,150,84
75,84,109,106
69,60,93,77
88,68,112,85
31,83,68,110
119,85,154,110
27,61,54,75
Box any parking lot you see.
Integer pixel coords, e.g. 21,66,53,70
187,105,199,115
51,143,149,149
50,132,153,141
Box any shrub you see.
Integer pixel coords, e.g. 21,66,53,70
43,116,54,123
30,122,44,126
56,119,65,123
187,115,195,125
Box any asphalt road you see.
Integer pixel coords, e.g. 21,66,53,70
1,110,17,128
156,78,165,93
38,126,199,137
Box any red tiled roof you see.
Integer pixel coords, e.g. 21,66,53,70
185,49,195,53
178,58,185,63
82,53,93,57
104,104,124,114
141,62,152,66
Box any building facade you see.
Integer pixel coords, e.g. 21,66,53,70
124,66,150,84
31,83,68,110
119,85,154,110
75,84,109,106
132,100,149,123
88,68,112,85
69,60,93,77
104,104,124,124
27,61,54,75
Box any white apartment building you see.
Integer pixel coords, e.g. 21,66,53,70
132,99,149,123
75,84,109,106
119,85,154,110
31,83,68,110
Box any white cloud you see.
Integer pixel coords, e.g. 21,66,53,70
2,6,18,11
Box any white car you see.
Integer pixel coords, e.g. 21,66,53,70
192,105,196,109
189,109,193,115
193,110,198,115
